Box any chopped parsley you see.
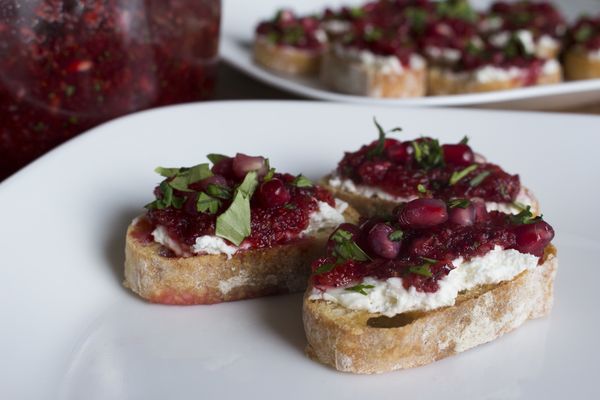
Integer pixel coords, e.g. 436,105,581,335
509,206,541,225
196,192,220,214
388,230,404,241
447,198,470,209
469,170,491,187
215,171,258,246
367,117,402,159
412,138,445,169
345,284,375,296
293,174,313,188
449,164,478,185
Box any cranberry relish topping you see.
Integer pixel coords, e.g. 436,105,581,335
336,120,520,203
144,153,335,254
255,9,326,50
486,1,566,38
567,15,600,51
311,198,554,293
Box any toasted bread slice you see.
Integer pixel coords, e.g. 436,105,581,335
564,47,600,81
253,35,323,76
320,48,427,98
320,175,540,217
303,245,557,374
124,206,359,305
427,61,562,95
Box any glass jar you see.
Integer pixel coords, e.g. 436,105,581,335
0,0,221,180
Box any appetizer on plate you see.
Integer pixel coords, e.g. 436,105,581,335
254,10,327,76
124,153,358,305
304,199,557,373
323,120,538,217
564,15,600,81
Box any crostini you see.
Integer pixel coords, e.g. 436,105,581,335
254,10,328,76
322,120,538,217
124,153,358,305
564,15,600,81
304,198,557,373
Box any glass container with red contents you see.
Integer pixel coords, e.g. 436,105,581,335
0,0,220,180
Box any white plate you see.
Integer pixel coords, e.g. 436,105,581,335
1,101,599,399
221,0,600,110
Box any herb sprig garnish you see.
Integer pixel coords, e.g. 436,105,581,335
345,284,375,296
314,229,371,275
448,198,470,209
293,174,313,187
509,206,542,225
412,138,445,169
367,117,402,159
407,257,438,277
156,163,213,192
449,164,478,185
215,171,259,246
469,170,491,187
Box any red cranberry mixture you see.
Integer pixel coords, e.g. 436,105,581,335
337,132,520,203
142,153,335,254
311,197,554,293
567,15,600,51
255,10,325,50
0,0,219,180
485,1,566,39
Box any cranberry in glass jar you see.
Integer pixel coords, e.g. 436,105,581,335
0,0,221,180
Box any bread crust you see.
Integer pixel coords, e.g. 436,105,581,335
319,175,540,217
320,50,426,98
303,245,557,374
124,207,359,305
564,47,600,81
253,35,323,76
427,63,562,95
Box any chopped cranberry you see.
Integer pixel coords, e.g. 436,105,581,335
385,141,411,163
367,223,401,259
397,198,448,229
448,203,476,226
211,157,234,178
189,174,228,191
232,153,267,179
513,220,555,257
357,160,392,185
312,259,365,288
258,178,291,208
442,144,475,166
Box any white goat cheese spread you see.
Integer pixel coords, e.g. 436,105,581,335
151,199,348,258
587,48,600,60
328,175,534,214
309,246,539,316
334,44,425,73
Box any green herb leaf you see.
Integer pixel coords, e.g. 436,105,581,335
171,196,185,209
367,117,403,159
284,203,297,210
314,263,336,275
158,163,213,192
364,27,383,42
345,284,375,296
264,160,276,181
575,25,593,43
388,230,404,241
160,181,173,206
215,171,258,246
330,229,371,262
417,184,427,193
509,206,541,225
155,166,181,178
206,184,232,200
207,153,228,164
469,170,491,187
512,201,528,212
406,7,428,31
447,198,470,209
459,135,469,145
293,174,313,188
409,264,433,277
412,138,445,169
449,164,478,185
349,7,364,18
197,192,221,214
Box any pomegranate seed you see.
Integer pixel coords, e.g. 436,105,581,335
258,178,290,207
471,198,489,222
442,144,475,166
397,198,448,228
448,204,476,226
367,223,401,259
189,174,228,192
211,157,233,177
232,153,267,179
513,220,555,257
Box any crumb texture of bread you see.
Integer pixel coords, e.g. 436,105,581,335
303,245,557,374
320,51,426,98
320,175,540,218
427,65,562,96
124,206,359,305
564,47,600,81
253,36,322,76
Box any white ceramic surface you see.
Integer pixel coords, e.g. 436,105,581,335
1,101,599,399
221,0,600,110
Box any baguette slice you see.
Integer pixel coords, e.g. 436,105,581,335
320,175,540,217
253,35,323,76
124,206,359,305
427,60,562,95
303,244,557,374
564,46,600,81
320,47,427,98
